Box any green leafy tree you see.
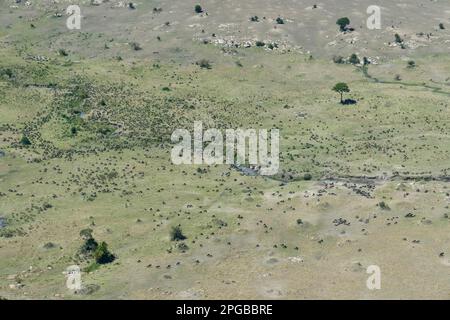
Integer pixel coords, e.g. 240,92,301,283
336,17,350,31
332,82,350,103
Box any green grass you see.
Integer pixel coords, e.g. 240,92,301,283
1,38,450,299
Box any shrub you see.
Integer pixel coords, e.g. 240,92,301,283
194,4,203,13
79,228,93,239
336,17,350,31
349,53,360,65
250,16,259,22
94,241,115,264
332,55,344,64
255,41,265,47
80,237,98,255
0,68,14,79
276,17,284,24
58,48,68,56
176,242,189,251
43,242,56,249
407,60,416,68
394,33,403,43
439,23,445,30
84,262,100,273
378,201,390,210
130,42,142,51
170,226,186,241
303,173,312,181
20,135,31,146
196,59,211,69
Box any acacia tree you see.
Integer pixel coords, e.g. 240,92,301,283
333,82,350,103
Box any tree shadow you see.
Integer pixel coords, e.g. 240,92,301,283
341,99,357,105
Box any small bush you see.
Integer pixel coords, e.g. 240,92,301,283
84,262,101,273
303,173,312,181
407,60,416,68
439,23,445,30
332,55,344,64
196,59,211,69
58,48,68,56
80,237,98,255
176,242,189,251
349,53,360,65
94,241,115,264
170,226,186,241
0,68,14,79
250,16,259,22
194,5,203,13
43,242,56,249
20,136,31,146
255,41,265,47
276,17,284,24
378,201,390,210
130,42,142,51
79,228,93,239
394,33,403,44
336,17,350,31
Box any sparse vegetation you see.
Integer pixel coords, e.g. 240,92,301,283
1,1,449,300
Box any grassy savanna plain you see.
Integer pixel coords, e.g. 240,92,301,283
1,0,450,299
